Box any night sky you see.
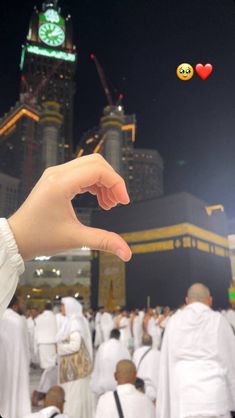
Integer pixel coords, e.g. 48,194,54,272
1,0,235,218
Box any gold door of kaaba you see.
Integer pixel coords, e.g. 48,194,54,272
98,252,126,309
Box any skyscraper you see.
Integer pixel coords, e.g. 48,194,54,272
0,0,77,211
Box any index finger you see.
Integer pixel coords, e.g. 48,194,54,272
51,156,130,204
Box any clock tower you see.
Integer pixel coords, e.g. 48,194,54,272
20,0,77,161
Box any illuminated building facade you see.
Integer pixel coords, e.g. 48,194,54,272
0,172,19,217
123,148,164,202
0,103,40,207
0,0,77,211
19,248,92,308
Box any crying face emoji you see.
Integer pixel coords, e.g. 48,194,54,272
176,63,194,81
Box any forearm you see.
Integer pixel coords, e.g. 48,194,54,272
58,331,81,355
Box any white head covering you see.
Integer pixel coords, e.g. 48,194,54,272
56,297,93,359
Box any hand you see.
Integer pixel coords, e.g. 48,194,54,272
8,154,132,262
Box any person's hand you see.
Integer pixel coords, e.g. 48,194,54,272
8,154,132,262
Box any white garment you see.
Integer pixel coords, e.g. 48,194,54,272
0,218,24,317
27,317,39,364
57,298,93,418
157,302,235,418
133,345,160,401
38,344,57,369
119,317,132,349
100,312,114,342
224,309,235,332
94,312,103,348
91,338,131,396
0,308,31,418
56,312,66,333
58,331,92,418
35,310,58,344
184,415,231,418
24,405,68,418
35,310,57,369
147,317,162,349
132,314,143,349
95,383,155,418
38,365,58,394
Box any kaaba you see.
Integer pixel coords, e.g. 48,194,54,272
91,192,232,310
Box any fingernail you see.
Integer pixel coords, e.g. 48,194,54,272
116,249,126,261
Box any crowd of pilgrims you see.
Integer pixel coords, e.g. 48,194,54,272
1,284,235,418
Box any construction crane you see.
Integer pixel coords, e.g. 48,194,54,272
90,53,123,106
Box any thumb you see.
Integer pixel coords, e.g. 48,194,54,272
75,225,132,262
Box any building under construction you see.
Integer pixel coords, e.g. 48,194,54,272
77,55,164,204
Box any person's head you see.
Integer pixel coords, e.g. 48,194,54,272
114,360,137,385
44,385,65,412
142,333,152,347
135,377,145,393
122,309,128,317
8,294,25,315
61,297,82,317
163,306,170,316
110,328,120,340
186,283,212,307
59,303,65,316
31,307,39,319
44,301,53,311
155,306,162,316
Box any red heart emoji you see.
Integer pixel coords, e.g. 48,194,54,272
195,63,213,80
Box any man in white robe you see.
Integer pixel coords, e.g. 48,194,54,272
91,328,131,396
131,309,144,349
27,307,39,365
94,308,104,348
0,294,31,418
133,333,160,402
147,314,163,349
56,307,66,334
35,302,57,370
24,385,68,418
100,309,114,342
95,359,155,418
157,283,235,418
119,310,132,350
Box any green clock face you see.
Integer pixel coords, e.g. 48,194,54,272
39,23,65,47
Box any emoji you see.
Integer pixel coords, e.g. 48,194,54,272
176,63,194,81
195,63,213,80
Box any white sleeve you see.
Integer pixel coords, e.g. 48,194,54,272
58,331,81,355
0,218,25,317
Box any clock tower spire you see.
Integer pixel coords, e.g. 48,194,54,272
19,1,77,165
